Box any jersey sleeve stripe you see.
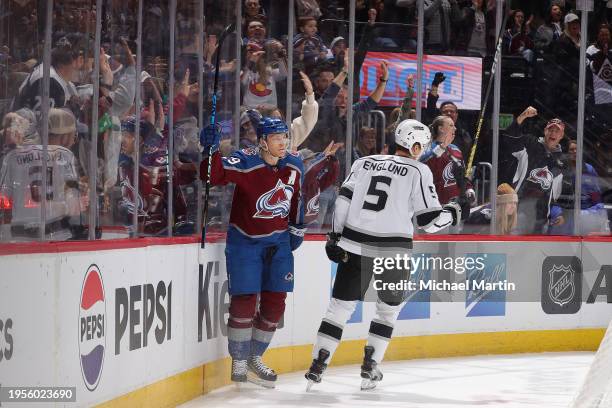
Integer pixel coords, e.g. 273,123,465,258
221,163,266,173
339,186,353,200
342,225,413,248
415,208,445,229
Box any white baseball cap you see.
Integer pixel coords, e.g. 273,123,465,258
564,13,579,24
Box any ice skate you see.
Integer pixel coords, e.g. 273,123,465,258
360,346,383,391
231,359,247,388
246,355,277,388
305,348,330,391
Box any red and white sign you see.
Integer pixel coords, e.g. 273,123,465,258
359,51,483,110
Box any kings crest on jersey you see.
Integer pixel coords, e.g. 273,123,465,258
201,147,304,242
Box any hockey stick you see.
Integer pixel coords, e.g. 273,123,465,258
201,22,235,251
465,9,509,179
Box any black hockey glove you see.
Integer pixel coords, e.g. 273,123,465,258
432,72,446,87
457,195,471,221
325,233,349,263
444,197,470,226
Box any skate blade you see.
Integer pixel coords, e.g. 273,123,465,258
247,371,276,389
306,379,316,392
360,378,378,391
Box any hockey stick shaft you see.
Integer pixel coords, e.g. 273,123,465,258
465,9,509,179
201,22,235,250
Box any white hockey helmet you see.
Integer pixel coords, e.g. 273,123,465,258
394,119,431,157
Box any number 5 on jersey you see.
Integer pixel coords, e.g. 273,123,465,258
362,176,392,212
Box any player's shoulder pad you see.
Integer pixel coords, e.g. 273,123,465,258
416,160,435,179
221,149,254,169
447,144,463,159
282,152,304,173
241,147,258,156
409,157,432,173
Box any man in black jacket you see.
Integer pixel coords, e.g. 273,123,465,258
500,106,566,234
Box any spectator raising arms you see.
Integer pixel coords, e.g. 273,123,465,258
420,115,475,209
503,9,535,63
241,41,287,108
500,106,565,235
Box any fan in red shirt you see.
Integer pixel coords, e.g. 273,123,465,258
299,141,342,226
420,115,475,206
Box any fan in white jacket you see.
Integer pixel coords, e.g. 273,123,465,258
289,71,319,151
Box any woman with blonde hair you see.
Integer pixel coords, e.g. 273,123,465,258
463,182,518,235
495,183,518,235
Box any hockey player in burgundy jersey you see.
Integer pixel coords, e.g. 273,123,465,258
420,115,475,206
200,117,305,388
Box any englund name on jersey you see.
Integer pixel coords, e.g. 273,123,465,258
362,159,411,176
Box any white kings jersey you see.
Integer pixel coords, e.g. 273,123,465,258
0,145,80,240
334,154,456,256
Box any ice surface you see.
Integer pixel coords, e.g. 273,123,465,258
179,352,594,408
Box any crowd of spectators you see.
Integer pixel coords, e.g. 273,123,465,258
1,0,611,241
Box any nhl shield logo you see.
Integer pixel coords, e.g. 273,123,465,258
541,256,582,314
548,265,575,306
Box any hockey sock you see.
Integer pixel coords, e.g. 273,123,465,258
312,298,358,363
366,300,401,363
228,294,257,360
251,291,286,356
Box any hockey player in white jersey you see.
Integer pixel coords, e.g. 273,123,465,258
305,119,469,390
0,108,82,240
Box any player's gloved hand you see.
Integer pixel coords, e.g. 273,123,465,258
325,232,349,263
432,72,446,87
199,124,221,155
443,201,464,226
466,188,476,206
457,195,471,221
289,224,306,251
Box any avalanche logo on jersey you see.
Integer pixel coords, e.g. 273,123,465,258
305,189,320,217
442,162,457,187
254,179,294,219
526,166,553,190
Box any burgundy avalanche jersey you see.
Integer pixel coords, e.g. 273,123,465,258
201,148,304,241
420,142,472,205
302,154,339,225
